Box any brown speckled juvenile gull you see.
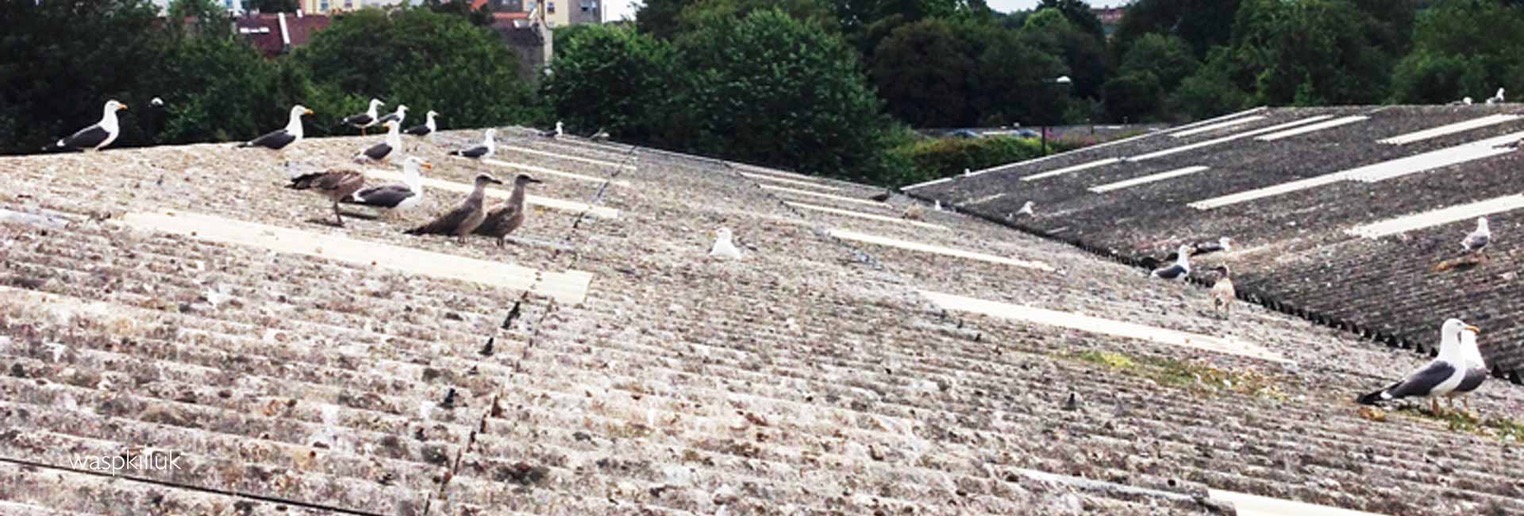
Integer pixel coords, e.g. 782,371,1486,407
473,174,543,246
406,173,501,242
286,166,366,227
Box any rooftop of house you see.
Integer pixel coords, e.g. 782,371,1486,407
234,12,332,57
1,122,1522,514
905,104,1524,385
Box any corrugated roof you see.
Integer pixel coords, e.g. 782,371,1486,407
1,126,1523,513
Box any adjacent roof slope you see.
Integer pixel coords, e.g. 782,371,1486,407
908,105,1524,384
1,125,1522,514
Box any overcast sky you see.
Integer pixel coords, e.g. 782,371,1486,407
602,0,1134,22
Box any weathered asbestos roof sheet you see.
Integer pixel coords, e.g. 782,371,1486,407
908,105,1524,383
1,124,1523,515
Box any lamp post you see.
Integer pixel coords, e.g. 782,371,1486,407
1042,75,1072,156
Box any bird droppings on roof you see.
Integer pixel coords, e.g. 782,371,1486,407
5,125,1524,514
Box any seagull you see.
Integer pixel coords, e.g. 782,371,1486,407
589,128,610,141
1449,96,1474,106
710,227,742,259
1447,325,1488,414
238,105,312,152
473,174,543,246
1193,236,1233,255
901,204,925,221
540,121,563,138
1017,201,1035,217
376,104,407,126
339,98,384,135
47,100,126,152
406,174,502,242
1486,88,1505,104
287,167,367,227
1358,319,1481,415
343,156,430,219
1211,265,1235,317
962,168,972,176
1150,245,1192,280
1462,216,1490,254
451,128,497,159
403,110,439,141
143,97,167,144
868,190,892,202
354,120,401,164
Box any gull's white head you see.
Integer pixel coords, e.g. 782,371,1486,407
287,104,313,133
1464,97,1474,105
1439,318,1480,359
426,110,438,121
556,121,564,132
716,227,733,241
395,105,409,115
1020,201,1034,211
1477,216,1490,231
1219,236,1233,250
1176,245,1193,264
368,98,384,109
101,100,127,122
150,97,164,107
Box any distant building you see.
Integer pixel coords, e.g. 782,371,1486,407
523,0,600,27
1092,7,1126,37
235,12,331,56
294,0,409,13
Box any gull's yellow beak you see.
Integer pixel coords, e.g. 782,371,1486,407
117,104,128,110
304,108,314,115
421,162,434,170
1465,325,1481,335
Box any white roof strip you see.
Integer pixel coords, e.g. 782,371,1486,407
919,290,1291,364
784,201,949,230
1170,116,1267,138
470,157,630,187
500,145,637,170
758,184,886,207
1161,106,1268,135
1088,166,1210,193
1191,129,1524,210
1208,489,1383,516
739,171,841,191
1021,158,1122,181
1254,115,1368,141
367,168,620,219
1380,114,1522,145
114,210,594,304
1346,194,1524,238
1130,115,1335,162
828,229,1054,271
1188,175,1345,210
1345,130,1524,182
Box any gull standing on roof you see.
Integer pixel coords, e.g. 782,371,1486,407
474,174,543,246
541,121,562,138
1450,97,1474,106
1462,216,1491,254
239,105,312,152
1150,245,1192,280
1358,319,1481,415
1193,236,1233,255
343,156,430,219
589,127,610,142
403,110,439,142
1211,265,1235,317
1446,325,1489,415
355,120,401,164
47,100,126,152
406,174,502,242
376,104,407,126
710,227,742,259
451,128,497,159
287,167,367,227
1486,88,1505,104
339,98,384,135
1017,201,1035,217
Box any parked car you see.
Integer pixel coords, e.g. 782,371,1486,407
948,129,983,139
1014,128,1040,139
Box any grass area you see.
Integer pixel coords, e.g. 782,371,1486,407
1073,349,1286,400
1392,405,1524,442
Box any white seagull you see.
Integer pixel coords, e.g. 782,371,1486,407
1486,88,1505,104
376,104,408,126
1462,216,1491,254
403,110,439,142
48,100,127,152
1193,236,1233,255
355,120,401,163
343,156,430,219
339,98,384,135
1447,325,1489,413
451,128,497,159
710,227,742,259
1150,245,1192,280
238,104,312,152
1017,201,1035,217
1358,319,1481,415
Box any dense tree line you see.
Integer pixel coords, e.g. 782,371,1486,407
0,0,527,155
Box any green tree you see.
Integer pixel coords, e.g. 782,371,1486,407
542,25,679,143
675,9,901,182
296,7,535,129
1038,0,1104,41
869,19,977,127
1102,71,1163,122
1020,8,1107,101
1112,0,1240,58
1390,0,1524,103
972,28,1069,126
1119,33,1199,91
1168,50,1252,120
